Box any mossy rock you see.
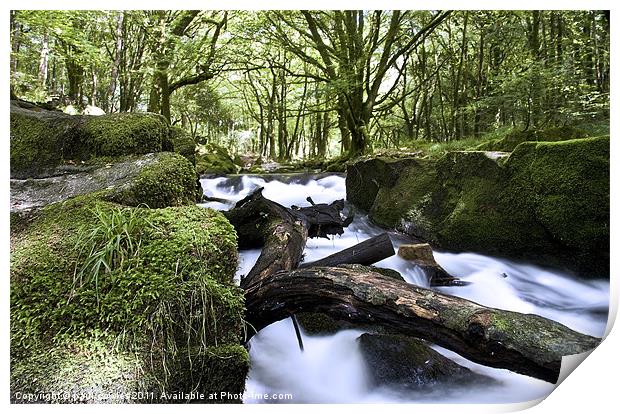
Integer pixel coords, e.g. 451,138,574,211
504,137,610,276
10,102,169,179
11,152,199,212
346,157,417,211
166,127,196,165
10,197,248,402
196,143,238,175
76,112,167,158
109,152,199,208
354,137,609,278
475,125,590,152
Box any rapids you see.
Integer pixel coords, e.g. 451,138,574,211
199,174,609,404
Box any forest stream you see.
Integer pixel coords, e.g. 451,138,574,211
199,173,609,404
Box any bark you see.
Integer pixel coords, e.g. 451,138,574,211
38,32,49,87
299,233,394,268
224,188,353,288
108,12,124,112
244,265,600,383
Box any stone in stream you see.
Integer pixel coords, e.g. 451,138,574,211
398,243,468,286
357,333,497,391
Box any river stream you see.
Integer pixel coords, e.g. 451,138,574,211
199,174,609,404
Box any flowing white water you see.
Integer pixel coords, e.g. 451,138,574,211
199,174,609,404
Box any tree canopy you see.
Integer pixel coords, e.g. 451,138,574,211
10,10,610,159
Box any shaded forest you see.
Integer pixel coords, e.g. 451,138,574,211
10,10,610,160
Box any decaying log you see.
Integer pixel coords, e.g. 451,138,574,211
291,196,354,238
244,265,600,383
299,233,395,268
224,188,355,289
224,188,308,289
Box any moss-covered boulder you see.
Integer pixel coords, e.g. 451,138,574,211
196,143,238,175
10,101,169,179
358,333,495,390
10,197,249,403
348,137,610,278
109,152,199,208
475,125,590,152
346,157,415,211
11,152,198,212
165,127,196,165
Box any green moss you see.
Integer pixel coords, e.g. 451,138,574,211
10,108,79,178
77,113,167,158
10,105,170,178
505,137,609,275
196,144,238,175
297,312,345,335
370,158,436,233
475,125,590,152
10,336,160,403
166,127,196,165
358,137,609,277
11,197,247,400
112,152,198,208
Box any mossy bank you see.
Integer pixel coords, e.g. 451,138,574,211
10,196,249,403
347,136,609,278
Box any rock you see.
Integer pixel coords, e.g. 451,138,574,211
166,126,196,165
475,126,591,152
346,157,415,211
357,333,496,390
10,152,198,212
10,197,248,403
10,101,169,179
397,243,465,286
347,137,609,278
398,243,436,264
196,143,238,175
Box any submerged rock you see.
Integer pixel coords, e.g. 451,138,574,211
357,333,495,390
347,136,609,278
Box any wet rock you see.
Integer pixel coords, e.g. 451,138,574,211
398,243,466,286
357,333,496,390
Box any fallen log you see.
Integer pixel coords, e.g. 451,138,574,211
290,197,354,238
224,188,308,289
244,265,600,383
299,233,395,268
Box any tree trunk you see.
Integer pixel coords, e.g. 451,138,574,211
108,12,124,112
38,32,49,88
244,265,600,383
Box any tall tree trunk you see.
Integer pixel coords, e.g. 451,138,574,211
38,32,50,88
108,12,124,112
